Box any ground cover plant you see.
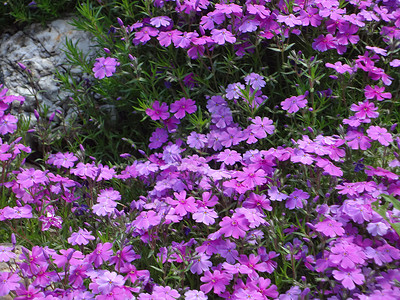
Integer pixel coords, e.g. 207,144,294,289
1,0,400,299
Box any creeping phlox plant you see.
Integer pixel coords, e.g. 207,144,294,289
1,0,400,299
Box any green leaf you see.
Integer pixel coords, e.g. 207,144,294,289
381,194,400,211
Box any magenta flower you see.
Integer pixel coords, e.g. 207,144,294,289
0,115,18,134
200,270,233,295
249,116,275,138
68,228,95,245
93,57,119,79
367,126,393,146
134,26,159,44
187,132,207,149
184,290,207,300
364,85,392,101
219,214,249,239
350,100,379,120
314,218,345,238
332,268,365,290
312,34,338,52
244,73,266,90
236,166,267,189
152,286,180,299
268,186,289,202
170,98,197,119
17,168,49,189
167,190,198,216
146,101,169,121
150,16,171,28
89,242,113,267
0,272,21,297
329,242,366,269
281,94,307,113
48,152,78,168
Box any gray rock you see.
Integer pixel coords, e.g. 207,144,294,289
0,15,98,123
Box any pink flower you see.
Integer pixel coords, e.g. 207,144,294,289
345,131,371,150
190,253,212,274
89,242,113,267
325,61,354,74
150,16,171,28
170,98,197,119
0,115,18,134
68,228,95,245
281,94,307,113
211,29,236,45
332,268,365,290
367,126,393,146
200,270,233,295
132,210,161,230
93,57,119,79
192,207,218,225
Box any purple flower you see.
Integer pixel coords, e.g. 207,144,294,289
281,94,307,113
150,16,172,28
244,73,266,90
187,132,207,149
225,82,245,100
332,268,365,290
329,242,366,269
285,189,309,210
68,228,95,245
96,271,125,294
312,34,338,52
184,290,207,300
93,57,119,79
149,128,168,149
190,253,212,274
211,29,236,45
314,218,345,238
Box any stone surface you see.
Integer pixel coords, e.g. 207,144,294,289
0,15,98,124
